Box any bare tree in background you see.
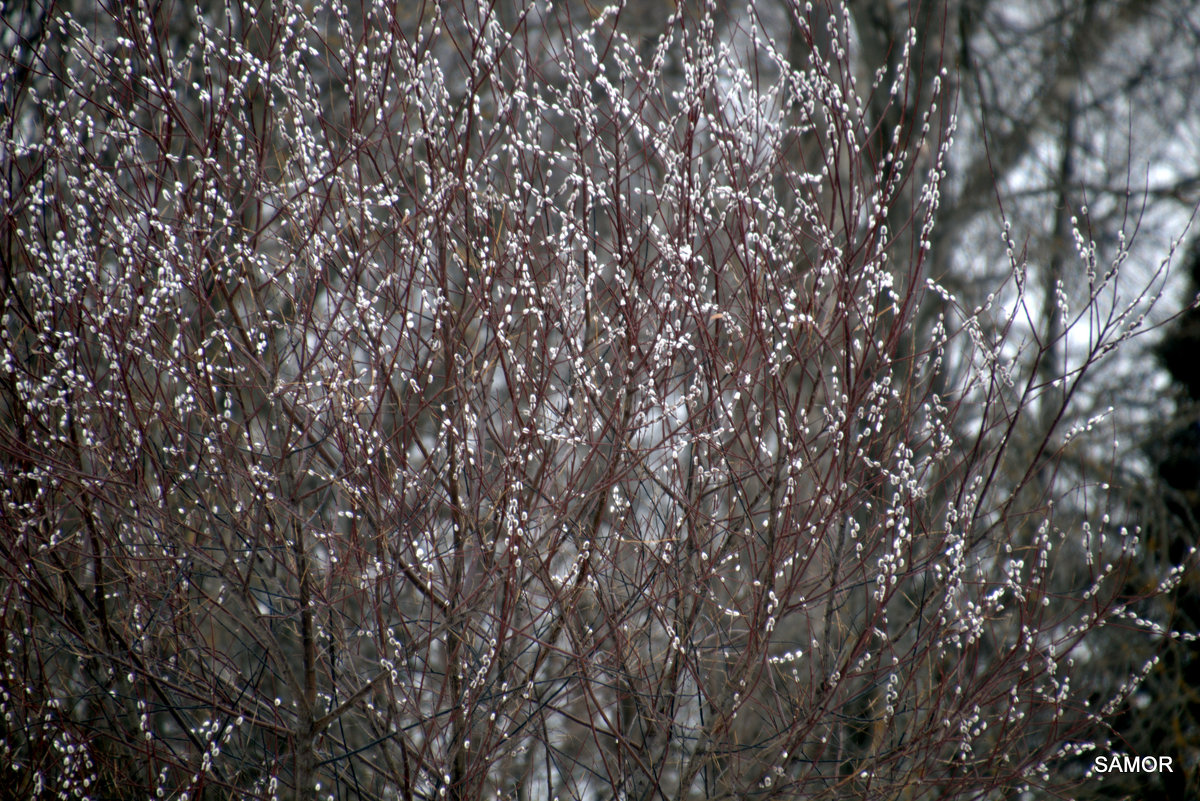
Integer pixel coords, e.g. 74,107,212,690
1,1,1195,800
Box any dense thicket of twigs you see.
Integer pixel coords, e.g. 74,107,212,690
0,2,1193,800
